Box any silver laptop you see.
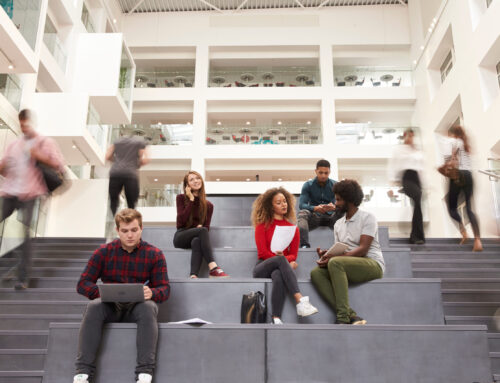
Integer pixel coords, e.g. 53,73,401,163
98,284,145,303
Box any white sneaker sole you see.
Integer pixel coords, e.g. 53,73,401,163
352,319,367,325
298,307,319,317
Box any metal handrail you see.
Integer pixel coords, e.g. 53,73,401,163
479,170,500,181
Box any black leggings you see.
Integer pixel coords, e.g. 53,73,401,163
109,176,139,216
253,256,300,318
173,227,215,276
402,170,424,242
447,170,480,237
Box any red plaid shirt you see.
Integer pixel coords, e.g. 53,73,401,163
77,239,170,303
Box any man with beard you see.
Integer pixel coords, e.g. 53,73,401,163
309,179,385,325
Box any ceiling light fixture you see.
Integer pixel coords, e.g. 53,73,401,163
113,18,117,23
246,121,251,125
8,64,13,70
278,178,283,182
413,60,417,64
428,27,432,32
154,178,158,182
216,178,221,182
277,121,282,125
306,121,311,125
217,121,221,125
72,145,76,149
420,45,424,50
246,178,251,181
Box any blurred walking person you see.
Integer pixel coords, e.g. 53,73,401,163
106,134,149,216
0,109,65,289
388,129,425,244
438,126,483,252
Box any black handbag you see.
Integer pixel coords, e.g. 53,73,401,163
241,291,267,323
37,162,64,193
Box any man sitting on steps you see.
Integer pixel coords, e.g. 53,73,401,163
73,209,169,383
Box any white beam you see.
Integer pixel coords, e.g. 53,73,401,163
318,0,330,9
198,0,223,12
294,0,306,8
397,0,406,4
128,0,146,14
236,0,250,11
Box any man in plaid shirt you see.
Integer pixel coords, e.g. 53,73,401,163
73,209,169,383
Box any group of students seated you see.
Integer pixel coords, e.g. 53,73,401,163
73,159,385,383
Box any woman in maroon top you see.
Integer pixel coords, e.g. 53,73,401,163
173,171,228,278
252,187,318,324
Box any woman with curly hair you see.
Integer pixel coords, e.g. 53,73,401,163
252,187,318,324
311,179,385,325
173,171,228,278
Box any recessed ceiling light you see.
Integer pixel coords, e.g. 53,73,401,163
367,121,372,124
428,27,432,32
216,178,221,182
157,122,161,125
187,122,191,125
154,178,158,182
72,145,76,149
433,17,437,22
8,64,13,70
277,121,282,125
413,60,417,64
307,121,311,125
246,178,251,181
246,121,251,125
278,178,283,182
113,18,117,23
420,45,424,50
86,161,90,166
217,121,221,125
338,121,342,124
372,178,376,181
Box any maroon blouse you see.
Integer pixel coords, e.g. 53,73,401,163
176,194,214,230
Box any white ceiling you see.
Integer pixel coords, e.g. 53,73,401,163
117,0,407,13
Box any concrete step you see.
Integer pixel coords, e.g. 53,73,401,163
411,251,500,260
0,331,48,349
442,289,500,302
491,352,500,373
443,302,500,316
412,259,500,269
445,316,500,332
0,278,445,325
33,238,104,244
0,350,46,370
0,248,413,279
489,333,500,352
414,268,500,278
0,278,78,289
0,315,83,330
0,371,43,383
390,237,500,246
441,278,500,290
143,226,391,250
42,323,492,383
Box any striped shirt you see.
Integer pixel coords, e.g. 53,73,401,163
77,239,170,303
446,137,472,171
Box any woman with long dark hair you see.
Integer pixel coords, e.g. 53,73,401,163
252,187,318,324
173,171,229,278
442,126,483,252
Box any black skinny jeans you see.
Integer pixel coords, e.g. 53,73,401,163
447,170,480,237
173,227,215,276
253,256,300,318
109,175,139,216
402,170,424,242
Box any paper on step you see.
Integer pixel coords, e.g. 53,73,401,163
169,318,212,325
270,225,297,253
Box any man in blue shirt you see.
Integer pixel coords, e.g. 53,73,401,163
298,159,340,248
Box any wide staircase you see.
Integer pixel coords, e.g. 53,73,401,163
0,227,497,383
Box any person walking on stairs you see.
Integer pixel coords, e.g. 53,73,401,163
0,109,64,290
252,187,319,324
311,179,385,325
73,209,169,383
438,125,483,252
297,159,341,248
173,171,229,278
106,134,149,216
388,128,426,244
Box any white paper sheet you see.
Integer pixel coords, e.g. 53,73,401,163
270,225,297,253
169,318,212,325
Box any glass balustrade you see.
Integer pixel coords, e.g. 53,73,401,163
333,66,413,87
137,185,183,207
43,16,67,72
87,104,111,152
112,124,193,146
206,122,322,145
208,66,320,87
0,73,22,110
1,0,42,50
135,69,195,88
81,2,95,33
336,124,418,145
119,45,134,109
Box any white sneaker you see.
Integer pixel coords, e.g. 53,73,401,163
272,317,284,325
73,374,89,383
296,296,319,317
137,373,153,383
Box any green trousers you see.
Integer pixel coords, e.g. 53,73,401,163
310,256,383,323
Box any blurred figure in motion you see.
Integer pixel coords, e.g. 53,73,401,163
438,126,483,252
388,129,425,245
0,109,65,290
106,134,149,216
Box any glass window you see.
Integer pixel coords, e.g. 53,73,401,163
440,50,454,83
496,61,500,88
43,16,67,71
486,0,493,8
81,2,95,33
